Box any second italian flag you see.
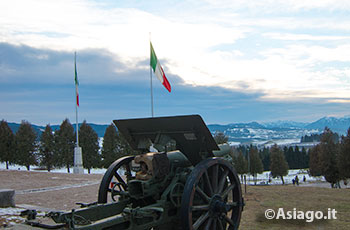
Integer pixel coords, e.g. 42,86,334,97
150,42,171,92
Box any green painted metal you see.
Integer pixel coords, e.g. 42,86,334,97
24,115,241,230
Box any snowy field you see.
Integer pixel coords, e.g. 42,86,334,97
0,162,107,175
0,163,325,186
244,169,324,185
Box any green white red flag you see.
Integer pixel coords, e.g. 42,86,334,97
74,53,79,107
150,42,171,92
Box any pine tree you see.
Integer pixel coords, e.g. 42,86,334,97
101,124,135,168
119,132,136,156
15,121,37,170
319,127,340,187
259,147,270,171
39,125,55,171
294,146,302,169
270,144,289,184
284,146,294,169
309,145,322,176
101,124,120,168
79,121,101,173
0,120,15,169
248,146,263,184
301,147,309,169
338,129,350,179
233,151,248,182
55,119,75,173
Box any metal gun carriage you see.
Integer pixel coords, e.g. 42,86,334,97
26,115,244,230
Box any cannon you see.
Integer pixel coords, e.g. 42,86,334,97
26,115,244,230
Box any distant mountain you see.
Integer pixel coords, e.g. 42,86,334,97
263,121,308,129
209,122,314,143
208,121,264,132
5,116,350,142
8,122,45,136
306,116,350,134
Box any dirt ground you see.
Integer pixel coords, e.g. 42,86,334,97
0,169,103,211
1,169,350,229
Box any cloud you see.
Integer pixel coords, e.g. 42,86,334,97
1,43,350,125
202,0,350,12
1,0,350,118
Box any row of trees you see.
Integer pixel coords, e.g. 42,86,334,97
231,144,289,184
225,127,350,187
309,127,350,188
0,119,133,173
231,144,307,180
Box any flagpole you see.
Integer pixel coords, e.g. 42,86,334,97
74,52,83,174
150,33,154,117
75,52,79,146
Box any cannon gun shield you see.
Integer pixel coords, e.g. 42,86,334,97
23,115,243,230
114,114,219,165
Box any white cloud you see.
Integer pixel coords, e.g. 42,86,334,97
1,0,350,103
202,0,350,12
263,33,350,41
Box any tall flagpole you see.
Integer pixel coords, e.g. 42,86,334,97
150,33,154,117
75,52,79,147
74,52,84,174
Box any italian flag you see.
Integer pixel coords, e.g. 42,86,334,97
150,42,171,92
74,53,79,107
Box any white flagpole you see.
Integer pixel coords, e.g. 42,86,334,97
75,52,79,147
74,52,83,174
150,33,154,117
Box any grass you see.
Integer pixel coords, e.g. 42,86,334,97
239,185,350,230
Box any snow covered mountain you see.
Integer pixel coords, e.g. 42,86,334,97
6,116,350,144
306,116,350,134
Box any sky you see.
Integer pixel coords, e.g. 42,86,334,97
1,0,350,125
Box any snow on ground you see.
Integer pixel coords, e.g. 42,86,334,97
0,163,106,174
0,207,46,227
238,169,325,186
1,163,326,186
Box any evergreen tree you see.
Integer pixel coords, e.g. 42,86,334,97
119,132,136,156
79,121,101,173
39,124,55,171
15,121,37,170
101,124,120,168
55,119,75,173
294,146,302,169
286,146,297,169
233,151,248,182
319,127,341,187
301,147,309,169
0,120,15,169
213,131,228,144
101,124,136,168
270,144,289,184
259,147,270,171
248,146,263,184
338,129,350,179
309,145,322,177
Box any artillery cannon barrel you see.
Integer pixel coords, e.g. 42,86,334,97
167,144,231,167
213,144,231,157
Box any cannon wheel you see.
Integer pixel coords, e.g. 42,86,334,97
98,156,134,203
181,158,243,230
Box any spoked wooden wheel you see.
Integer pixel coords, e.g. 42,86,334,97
98,156,135,203
181,158,243,230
